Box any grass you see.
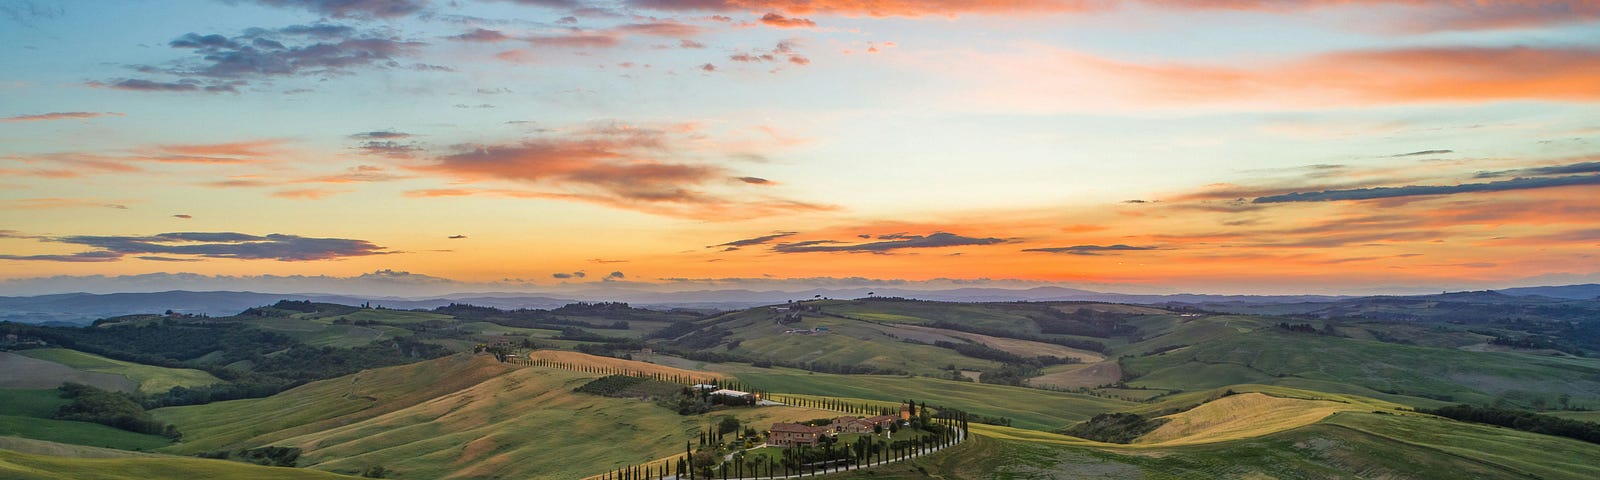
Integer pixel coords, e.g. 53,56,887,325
1026,362,1122,390
1120,324,1600,407
0,388,174,451
738,371,1133,431
1325,411,1600,480
1544,411,1600,422
0,437,163,459
834,409,1600,480
16,349,222,394
0,389,70,417
0,449,363,480
0,352,137,393
1136,392,1362,445
153,354,519,453
0,416,171,451
155,353,834,479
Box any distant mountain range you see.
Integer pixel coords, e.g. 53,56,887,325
2,284,1595,325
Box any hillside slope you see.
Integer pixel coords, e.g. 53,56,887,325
157,353,831,479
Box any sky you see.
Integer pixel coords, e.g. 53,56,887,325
1,0,1598,296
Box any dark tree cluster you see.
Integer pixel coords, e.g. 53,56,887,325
1033,308,1140,338
54,383,180,439
1058,412,1168,444
1423,404,1600,445
926,321,1107,353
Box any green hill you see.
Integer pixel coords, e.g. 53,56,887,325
737,370,1133,431
1119,318,1600,408
0,448,363,480
15,349,222,394
155,353,836,479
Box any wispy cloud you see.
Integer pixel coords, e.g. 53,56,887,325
245,0,428,19
0,231,390,262
772,232,1006,253
409,122,832,219
98,23,425,93
1023,244,1159,255
1253,174,1600,204
2,112,123,122
710,231,797,250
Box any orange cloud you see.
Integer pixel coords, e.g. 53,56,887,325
627,1,1597,31
759,12,817,28
1113,45,1600,106
407,123,833,220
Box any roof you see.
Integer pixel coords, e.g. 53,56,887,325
771,423,824,434
864,415,897,423
710,389,751,397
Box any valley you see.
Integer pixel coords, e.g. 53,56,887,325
3,291,1599,478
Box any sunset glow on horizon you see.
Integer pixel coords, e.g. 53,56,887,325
2,0,1598,295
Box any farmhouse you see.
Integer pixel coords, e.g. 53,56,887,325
832,417,875,434
768,423,826,447
709,389,753,400
865,415,899,428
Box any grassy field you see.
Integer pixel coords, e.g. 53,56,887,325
0,389,69,418
1137,392,1363,445
833,410,1600,480
738,371,1133,431
153,354,520,453
0,437,164,459
1544,410,1600,422
0,416,172,451
0,388,174,451
0,449,364,480
0,352,137,393
16,349,222,394
1121,323,1600,407
156,353,833,479
1026,361,1122,390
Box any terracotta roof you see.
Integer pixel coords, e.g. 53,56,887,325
771,423,824,434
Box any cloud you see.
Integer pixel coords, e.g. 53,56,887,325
552,270,587,279
1253,174,1600,204
1475,160,1600,179
606,271,626,280
448,234,467,239
245,0,427,19
614,21,704,38
621,1,1599,32
759,12,816,28
410,124,831,219
0,231,389,262
710,231,797,250
448,28,512,42
354,140,424,157
2,112,123,122
102,24,424,93
736,176,773,184
92,79,234,93
271,187,350,199
350,131,412,139
526,33,622,48
964,44,1600,112
700,63,717,71
1023,244,1159,255
772,232,1006,253
173,214,193,219
0,198,129,210
1390,149,1453,157
727,40,810,67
